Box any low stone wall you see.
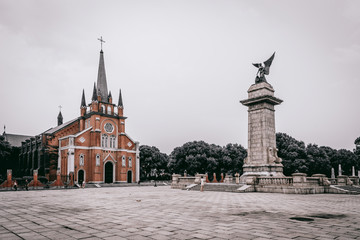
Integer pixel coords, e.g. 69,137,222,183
171,174,196,189
171,172,357,194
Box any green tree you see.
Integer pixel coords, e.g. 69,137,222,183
306,144,331,176
139,145,169,180
333,149,357,176
276,133,307,175
168,141,221,175
219,143,247,175
0,135,12,179
168,141,247,177
354,137,360,166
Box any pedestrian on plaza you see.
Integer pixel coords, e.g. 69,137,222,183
82,180,86,189
13,180,18,191
200,176,205,192
25,179,29,191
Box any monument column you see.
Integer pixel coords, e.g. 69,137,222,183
240,53,284,183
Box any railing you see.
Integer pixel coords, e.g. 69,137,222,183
257,177,293,185
85,110,119,116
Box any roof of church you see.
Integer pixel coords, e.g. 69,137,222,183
3,133,34,147
44,118,78,135
97,50,108,102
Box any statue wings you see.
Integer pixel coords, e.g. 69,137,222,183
264,52,275,68
252,52,276,83
252,52,275,69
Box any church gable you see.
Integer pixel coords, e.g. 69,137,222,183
120,133,136,151
74,127,92,147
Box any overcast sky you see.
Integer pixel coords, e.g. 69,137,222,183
0,0,359,154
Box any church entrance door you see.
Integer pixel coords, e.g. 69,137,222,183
127,171,132,183
104,162,113,183
78,170,84,185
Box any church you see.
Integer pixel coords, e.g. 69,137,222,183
18,46,139,184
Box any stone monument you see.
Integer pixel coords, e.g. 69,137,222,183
240,53,284,183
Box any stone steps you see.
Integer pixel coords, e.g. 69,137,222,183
187,183,246,192
332,185,360,194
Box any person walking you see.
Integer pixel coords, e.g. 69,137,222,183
13,180,18,191
200,177,205,192
25,179,29,191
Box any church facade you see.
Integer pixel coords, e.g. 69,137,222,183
18,49,139,184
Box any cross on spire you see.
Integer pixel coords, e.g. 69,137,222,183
98,36,105,51
58,105,62,112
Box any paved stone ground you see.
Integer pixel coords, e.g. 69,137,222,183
0,186,359,240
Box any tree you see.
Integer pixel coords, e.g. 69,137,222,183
139,145,169,180
333,149,357,176
168,141,247,177
168,141,220,176
354,137,360,165
276,133,307,175
219,143,247,175
0,135,12,179
306,144,331,176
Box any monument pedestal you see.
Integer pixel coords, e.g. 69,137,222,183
240,82,284,183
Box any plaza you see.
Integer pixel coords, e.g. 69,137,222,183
0,186,359,239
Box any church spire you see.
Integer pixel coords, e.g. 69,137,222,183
96,45,108,102
92,82,97,101
118,89,123,108
81,89,86,108
57,106,63,126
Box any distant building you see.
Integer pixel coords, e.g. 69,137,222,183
18,49,139,184
2,130,33,148
1,128,33,178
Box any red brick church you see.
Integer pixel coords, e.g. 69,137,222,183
18,47,139,184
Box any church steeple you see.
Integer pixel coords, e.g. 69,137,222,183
81,89,86,108
108,91,112,103
92,82,97,102
96,50,108,102
57,110,63,126
118,89,123,108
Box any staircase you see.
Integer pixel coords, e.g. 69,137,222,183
331,185,360,194
187,183,249,192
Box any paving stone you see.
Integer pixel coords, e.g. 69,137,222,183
0,233,23,240
1,186,360,239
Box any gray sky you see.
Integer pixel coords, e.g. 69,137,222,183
1,0,359,154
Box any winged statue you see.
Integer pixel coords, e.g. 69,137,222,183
253,52,275,83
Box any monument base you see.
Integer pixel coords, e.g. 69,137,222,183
240,164,284,184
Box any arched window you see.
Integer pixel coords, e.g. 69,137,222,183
102,134,108,147
96,154,100,166
101,105,105,113
128,157,132,168
122,155,126,167
110,135,116,148
79,154,84,166
107,106,111,115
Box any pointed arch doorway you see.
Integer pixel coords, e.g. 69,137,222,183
127,171,132,183
104,162,114,183
78,169,85,185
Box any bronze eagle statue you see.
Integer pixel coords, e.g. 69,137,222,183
253,52,275,84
